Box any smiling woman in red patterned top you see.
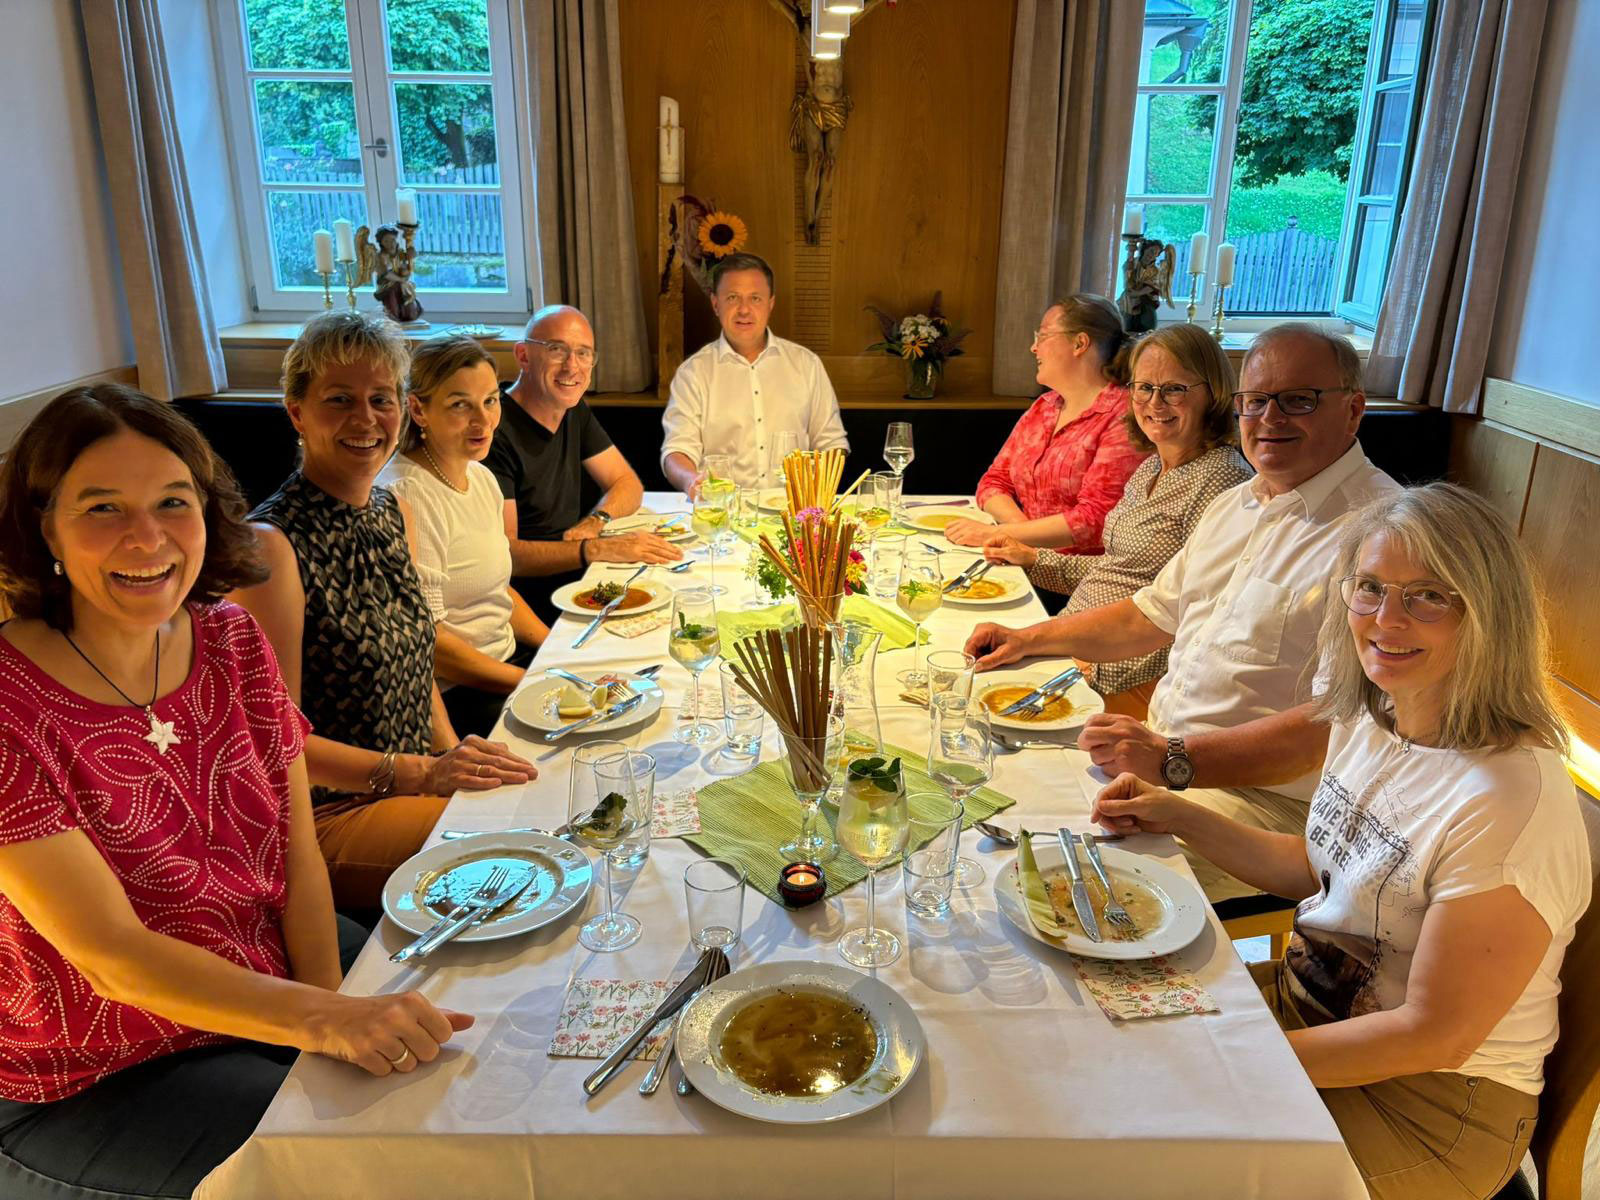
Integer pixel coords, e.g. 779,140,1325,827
0,385,473,1200
945,293,1149,555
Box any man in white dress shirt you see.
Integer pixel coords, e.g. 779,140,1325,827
965,325,1399,899
661,253,848,494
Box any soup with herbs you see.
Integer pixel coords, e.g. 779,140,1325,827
718,988,879,1097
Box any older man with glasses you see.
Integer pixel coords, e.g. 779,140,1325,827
485,305,681,623
965,323,1398,900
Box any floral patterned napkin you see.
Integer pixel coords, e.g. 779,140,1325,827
605,610,671,639
1071,956,1219,1020
548,978,672,1059
652,787,702,838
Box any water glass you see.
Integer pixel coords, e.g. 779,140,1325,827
684,858,746,951
718,660,765,762
870,470,903,524
904,793,963,918
925,650,975,704
868,533,906,602
927,694,993,887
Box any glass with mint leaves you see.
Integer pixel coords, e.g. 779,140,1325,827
669,588,721,745
570,750,653,951
836,754,909,967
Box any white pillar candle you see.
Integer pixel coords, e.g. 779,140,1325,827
312,229,335,274
658,96,679,128
1215,242,1237,287
333,218,355,262
659,126,682,183
1189,231,1208,271
395,189,418,225
1123,205,1143,236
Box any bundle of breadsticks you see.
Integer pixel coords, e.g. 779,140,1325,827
760,450,860,626
727,624,834,793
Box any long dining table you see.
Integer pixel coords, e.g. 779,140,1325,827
197,493,1364,1200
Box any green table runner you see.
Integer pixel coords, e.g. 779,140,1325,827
716,596,928,652
683,742,1014,905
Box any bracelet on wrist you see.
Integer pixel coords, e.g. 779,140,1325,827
368,750,398,798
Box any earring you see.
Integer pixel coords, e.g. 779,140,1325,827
419,427,426,441
53,560,63,576
297,435,304,447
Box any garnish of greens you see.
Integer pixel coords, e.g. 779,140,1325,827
899,580,932,599
847,756,903,793
674,611,715,641
576,791,627,838
589,580,624,604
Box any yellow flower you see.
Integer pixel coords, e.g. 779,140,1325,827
697,211,748,257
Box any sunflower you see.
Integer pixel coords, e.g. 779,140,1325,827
697,211,748,258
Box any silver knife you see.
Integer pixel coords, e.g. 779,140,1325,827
572,565,648,648
584,949,717,1096
674,948,732,1096
999,666,1082,716
391,869,535,963
942,558,985,594
543,691,643,742
1058,828,1101,942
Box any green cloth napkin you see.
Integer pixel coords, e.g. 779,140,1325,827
716,596,928,652
683,742,1014,906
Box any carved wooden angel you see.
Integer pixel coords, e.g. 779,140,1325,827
354,223,424,324
1118,238,1177,334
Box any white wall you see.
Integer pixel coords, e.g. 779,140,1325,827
0,0,133,403
1487,0,1600,407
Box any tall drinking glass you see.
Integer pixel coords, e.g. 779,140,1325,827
895,547,943,687
869,470,903,527
684,858,745,952
868,533,906,602
670,588,721,745
903,792,963,918
570,750,653,951
768,431,800,489
927,694,993,887
717,659,765,766
884,421,915,479
925,650,975,706
837,757,909,968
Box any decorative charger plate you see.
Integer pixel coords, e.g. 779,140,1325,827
382,831,592,943
974,670,1104,733
994,841,1207,960
507,672,662,735
676,961,925,1124
906,506,992,535
549,579,671,618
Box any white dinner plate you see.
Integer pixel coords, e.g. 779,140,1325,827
994,841,1208,960
382,831,592,943
974,670,1104,733
677,961,925,1124
939,570,1029,607
506,672,664,735
549,578,671,618
906,505,991,536
754,487,788,513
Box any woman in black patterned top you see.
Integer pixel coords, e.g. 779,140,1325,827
981,325,1253,698
236,312,533,907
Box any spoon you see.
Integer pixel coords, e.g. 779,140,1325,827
974,820,1122,847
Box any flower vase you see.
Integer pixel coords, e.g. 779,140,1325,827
904,357,942,400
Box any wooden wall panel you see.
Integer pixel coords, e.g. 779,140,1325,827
619,0,1015,391
1447,417,1535,532
1520,443,1600,705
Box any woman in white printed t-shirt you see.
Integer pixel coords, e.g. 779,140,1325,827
1091,481,1591,1200
378,334,548,739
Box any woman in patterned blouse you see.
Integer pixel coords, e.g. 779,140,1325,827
979,324,1253,698
944,294,1148,554
0,386,473,1198
235,312,533,909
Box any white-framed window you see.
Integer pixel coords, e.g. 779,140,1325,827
214,0,532,319
1127,0,1433,326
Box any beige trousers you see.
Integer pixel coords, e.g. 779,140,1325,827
1250,959,1538,1199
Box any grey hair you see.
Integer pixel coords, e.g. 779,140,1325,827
281,310,411,406
1241,322,1363,393
1313,482,1568,754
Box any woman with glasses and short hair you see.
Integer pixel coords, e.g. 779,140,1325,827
1092,482,1591,1200
943,294,1148,553
979,325,1252,692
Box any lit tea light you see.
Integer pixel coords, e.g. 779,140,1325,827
778,862,826,907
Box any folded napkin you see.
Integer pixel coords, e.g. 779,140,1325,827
605,610,670,639
1015,835,1218,1020
652,787,702,838
549,978,672,1059
715,595,928,652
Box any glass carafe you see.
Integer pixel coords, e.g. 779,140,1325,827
830,620,884,789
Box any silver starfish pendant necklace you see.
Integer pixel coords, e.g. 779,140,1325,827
63,627,181,754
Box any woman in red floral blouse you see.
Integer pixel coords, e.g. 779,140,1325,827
946,294,1148,555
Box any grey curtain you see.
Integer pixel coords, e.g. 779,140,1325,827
80,0,225,401
1366,0,1548,413
519,0,650,393
991,0,1145,395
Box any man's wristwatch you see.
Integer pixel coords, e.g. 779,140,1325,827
1160,736,1194,790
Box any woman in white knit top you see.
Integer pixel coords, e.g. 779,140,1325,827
378,334,547,738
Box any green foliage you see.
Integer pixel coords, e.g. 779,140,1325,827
1226,170,1347,239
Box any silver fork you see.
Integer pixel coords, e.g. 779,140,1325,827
547,667,630,706
1015,667,1082,717
391,865,509,962
1081,833,1135,933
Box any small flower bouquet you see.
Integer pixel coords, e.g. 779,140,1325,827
749,505,867,604
865,291,971,399
669,195,749,294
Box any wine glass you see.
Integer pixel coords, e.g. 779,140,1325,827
669,588,720,745
927,694,993,887
884,422,914,480
779,695,844,863
768,430,800,490
836,756,909,968
895,547,943,687
569,749,653,952
691,479,735,595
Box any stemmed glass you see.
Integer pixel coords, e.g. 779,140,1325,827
895,547,943,686
836,756,909,968
884,422,914,480
779,696,844,863
570,749,652,952
691,477,735,595
669,588,721,745
927,694,994,887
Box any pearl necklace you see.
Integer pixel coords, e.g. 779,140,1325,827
418,441,469,494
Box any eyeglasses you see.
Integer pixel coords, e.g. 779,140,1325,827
1338,575,1462,623
1231,387,1347,417
1030,327,1071,346
523,338,597,368
1131,381,1206,406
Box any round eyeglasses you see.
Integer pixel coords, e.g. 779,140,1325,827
1131,381,1206,405
1231,387,1348,417
523,338,597,368
1339,575,1461,623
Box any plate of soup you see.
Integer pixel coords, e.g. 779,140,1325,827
906,505,992,536
676,961,925,1124
974,670,1104,734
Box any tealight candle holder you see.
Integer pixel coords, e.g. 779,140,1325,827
778,862,826,907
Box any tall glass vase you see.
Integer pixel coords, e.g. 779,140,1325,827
830,619,884,776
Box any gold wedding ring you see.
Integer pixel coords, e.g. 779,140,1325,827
382,1046,414,1067
475,763,485,777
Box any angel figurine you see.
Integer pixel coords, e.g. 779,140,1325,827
354,223,425,324
1118,238,1176,334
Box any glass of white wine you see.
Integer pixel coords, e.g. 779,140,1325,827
895,546,943,687
836,755,909,968
884,421,914,481
927,694,994,887
692,479,735,595
570,750,653,952
669,588,721,745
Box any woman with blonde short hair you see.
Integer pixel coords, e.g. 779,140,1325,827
1092,482,1590,1198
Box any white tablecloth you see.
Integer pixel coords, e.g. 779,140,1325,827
198,494,1362,1200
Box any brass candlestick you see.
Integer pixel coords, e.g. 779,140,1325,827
339,259,359,310
1210,283,1230,341
318,270,335,310
1185,270,1204,323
